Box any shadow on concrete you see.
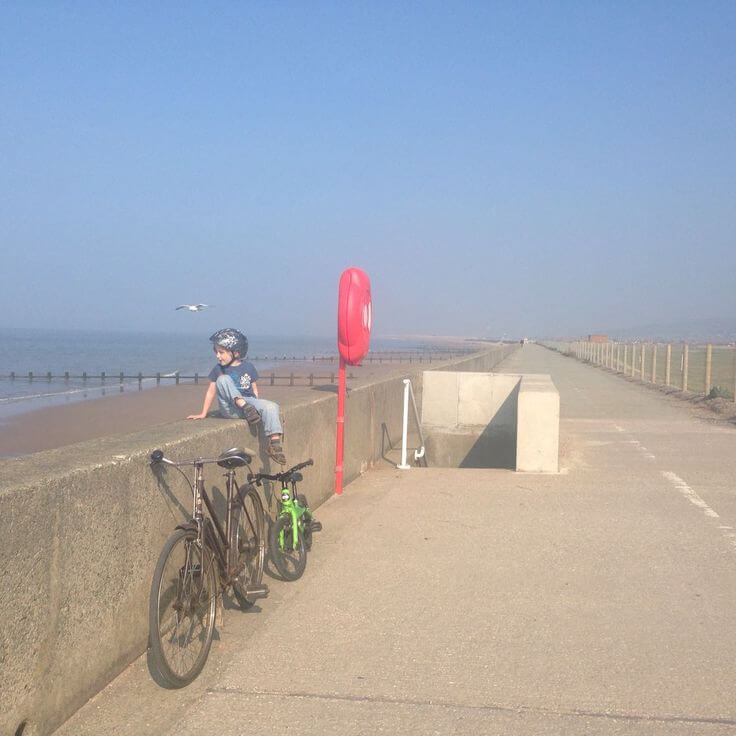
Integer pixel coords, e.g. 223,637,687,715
311,385,338,393
460,385,517,468
381,422,394,458
425,385,518,470
150,463,189,522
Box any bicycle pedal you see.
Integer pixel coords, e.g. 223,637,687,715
244,583,269,600
309,521,322,532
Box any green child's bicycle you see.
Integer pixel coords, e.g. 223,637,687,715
250,459,322,581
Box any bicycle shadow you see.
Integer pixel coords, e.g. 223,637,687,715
263,515,289,582
149,462,190,522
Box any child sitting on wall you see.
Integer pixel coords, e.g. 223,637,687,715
187,328,286,465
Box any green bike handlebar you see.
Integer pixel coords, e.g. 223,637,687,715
249,458,313,485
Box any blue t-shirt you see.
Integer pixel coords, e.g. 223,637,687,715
209,361,259,397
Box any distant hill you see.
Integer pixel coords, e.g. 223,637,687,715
605,318,736,343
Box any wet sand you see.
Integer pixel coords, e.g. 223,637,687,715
0,361,421,458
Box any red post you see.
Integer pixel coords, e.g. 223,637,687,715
335,357,347,495
335,266,372,496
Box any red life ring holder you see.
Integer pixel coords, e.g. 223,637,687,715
337,267,372,365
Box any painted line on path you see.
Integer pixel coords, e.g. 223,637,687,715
610,425,734,551
662,470,736,552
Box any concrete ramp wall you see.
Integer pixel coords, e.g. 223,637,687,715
421,371,559,472
2,345,517,736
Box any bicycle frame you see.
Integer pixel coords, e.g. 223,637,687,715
166,457,253,586
276,481,311,550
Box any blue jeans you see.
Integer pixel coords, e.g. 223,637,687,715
214,375,283,436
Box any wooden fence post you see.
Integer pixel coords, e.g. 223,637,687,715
651,344,657,383
665,344,671,386
630,344,636,377
641,344,647,382
623,345,628,374
682,344,689,392
705,344,712,396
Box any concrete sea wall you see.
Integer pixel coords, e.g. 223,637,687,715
2,345,517,736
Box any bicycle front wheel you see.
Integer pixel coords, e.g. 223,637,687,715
268,513,307,581
149,528,217,688
231,487,266,609
297,494,313,550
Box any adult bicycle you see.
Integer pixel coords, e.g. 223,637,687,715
148,447,268,687
250,459,322,581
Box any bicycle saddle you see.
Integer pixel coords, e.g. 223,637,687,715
216,447,253,468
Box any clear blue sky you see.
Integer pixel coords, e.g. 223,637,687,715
3,1,734,338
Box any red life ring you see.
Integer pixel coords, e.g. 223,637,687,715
337,267,372,365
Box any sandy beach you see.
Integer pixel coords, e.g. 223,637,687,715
0,360,424,458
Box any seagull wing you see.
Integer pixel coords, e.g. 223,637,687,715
175,305,191,310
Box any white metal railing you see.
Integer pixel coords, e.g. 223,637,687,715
397,378,426,469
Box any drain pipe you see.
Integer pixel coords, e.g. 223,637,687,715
398,379,425,469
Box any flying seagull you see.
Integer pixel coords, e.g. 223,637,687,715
176,304,211,312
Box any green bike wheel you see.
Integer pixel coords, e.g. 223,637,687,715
149,529,217,688
231,488,266,609
268,513,306,581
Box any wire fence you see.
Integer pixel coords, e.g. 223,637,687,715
543,341,736,401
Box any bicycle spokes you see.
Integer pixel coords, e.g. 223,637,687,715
150,531,217,686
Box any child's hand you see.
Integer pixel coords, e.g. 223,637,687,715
187,413,206,420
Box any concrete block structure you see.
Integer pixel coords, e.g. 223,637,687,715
421,370,559,472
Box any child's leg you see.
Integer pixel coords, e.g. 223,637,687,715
242,397,282,437
215,375,261,424
214,375,244,418
242,397,286,464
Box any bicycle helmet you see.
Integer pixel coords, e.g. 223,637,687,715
210,328,248,359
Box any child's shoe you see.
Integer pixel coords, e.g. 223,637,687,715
242,403,261,426
235,398,261,425
267,440,286,465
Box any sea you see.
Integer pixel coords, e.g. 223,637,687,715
0,328,467,419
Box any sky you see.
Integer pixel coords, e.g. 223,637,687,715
2,1,735,339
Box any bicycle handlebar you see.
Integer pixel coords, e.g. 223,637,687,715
249,458,314,485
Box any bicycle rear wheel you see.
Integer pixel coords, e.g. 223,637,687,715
231,487,266,609
149,528,217,687
268,513,307,581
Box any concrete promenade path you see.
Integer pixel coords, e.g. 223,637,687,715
54,345,736,735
